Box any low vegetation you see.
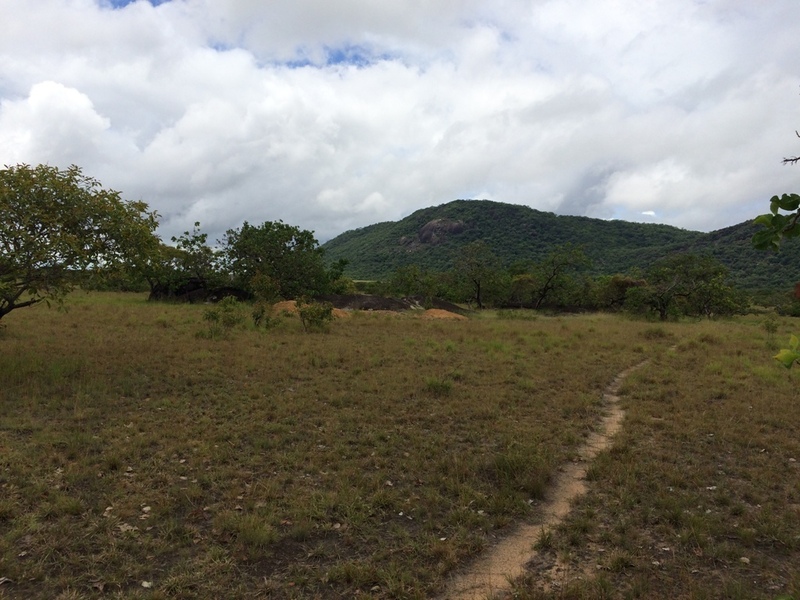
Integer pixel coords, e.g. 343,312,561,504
513,319,800,600
1,293,798,599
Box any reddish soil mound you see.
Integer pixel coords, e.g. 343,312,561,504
273,300,298,314
419,309,468,320
271,301,349,319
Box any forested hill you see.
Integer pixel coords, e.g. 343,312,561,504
321,199,800,289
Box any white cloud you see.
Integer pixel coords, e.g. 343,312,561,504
1,0,800,243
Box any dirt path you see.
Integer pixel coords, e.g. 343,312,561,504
438,361,648,600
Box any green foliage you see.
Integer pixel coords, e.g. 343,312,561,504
762,314,779,335
424,377,453,397
200,296,245,338
774,334,800,368
453,240,503,308
591,274,646,311
624,253,745,321
221,220,329,299
296,297,334,332
172,222,220,282
324,199,800,291
142,222,227,300
508,244,590,309
323,200,703,280
326,258,356,294
0,163,159,321
751,132,800,367
753,193,800,250
251,301,278,329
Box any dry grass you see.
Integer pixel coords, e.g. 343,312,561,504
1,293,795,599
512,318,800,600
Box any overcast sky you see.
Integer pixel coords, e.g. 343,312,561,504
2,1,799,243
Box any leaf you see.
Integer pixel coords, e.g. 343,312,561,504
773,348,800,369
775,193,800,212
770,195,781,215
753,214,774,227
751,229,780,251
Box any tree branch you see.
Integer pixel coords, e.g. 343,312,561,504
783,131,800,164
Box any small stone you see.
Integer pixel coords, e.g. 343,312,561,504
740,557,750,564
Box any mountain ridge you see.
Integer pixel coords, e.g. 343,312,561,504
322,199,799,289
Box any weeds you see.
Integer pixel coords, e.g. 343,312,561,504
199,295,245,338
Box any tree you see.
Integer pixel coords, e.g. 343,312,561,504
453,240,502,309
0,163,159,321
591,274,646,311
625,253,743,320
508,244,590,309
143,222,226,301
220,220,329,300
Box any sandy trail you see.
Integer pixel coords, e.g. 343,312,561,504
439,361,647,600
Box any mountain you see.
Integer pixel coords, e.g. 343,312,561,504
322,199,800,289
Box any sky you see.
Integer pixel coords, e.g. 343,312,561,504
2,1,799,244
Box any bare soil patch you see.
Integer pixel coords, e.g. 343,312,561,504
271,300,349,319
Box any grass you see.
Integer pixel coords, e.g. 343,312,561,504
0,293,797,598
511,319,800,600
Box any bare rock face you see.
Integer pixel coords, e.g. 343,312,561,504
400,218,466,249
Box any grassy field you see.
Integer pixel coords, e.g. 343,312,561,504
0,293,797,599
513,320,800,599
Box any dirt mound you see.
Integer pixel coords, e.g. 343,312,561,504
273,300,299,314
271,300,349,319
419,309,468,320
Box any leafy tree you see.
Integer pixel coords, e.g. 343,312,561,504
143,222,224,301
508,244,589,309
325,258,356,295
625,253,743,320
0,163,159,321
221,220,329,300
453,240,502,308
385,264,442,305
591,274,646,311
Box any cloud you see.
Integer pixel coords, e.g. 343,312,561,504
1,0,799,244
0,81,112,165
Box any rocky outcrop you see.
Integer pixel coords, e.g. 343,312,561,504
400,218,466,250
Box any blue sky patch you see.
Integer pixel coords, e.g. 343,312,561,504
325,44,374,67
105,0,170,8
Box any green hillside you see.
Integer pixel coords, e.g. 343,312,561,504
322,199,800,290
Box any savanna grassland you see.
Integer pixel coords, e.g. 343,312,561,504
514,321,800,600
0,293,798,599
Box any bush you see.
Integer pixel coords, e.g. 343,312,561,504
251,301,278,330
296,298,334,332
200,296,244,338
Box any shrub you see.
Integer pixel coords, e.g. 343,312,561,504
251,300,278,330
296,298,334,332
200,296,244,338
